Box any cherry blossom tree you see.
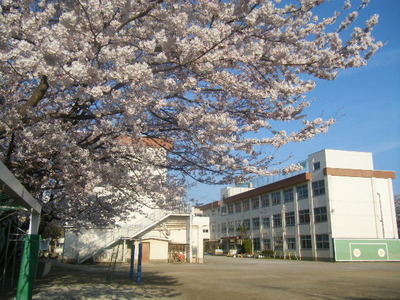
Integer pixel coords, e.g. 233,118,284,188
0,0,382,225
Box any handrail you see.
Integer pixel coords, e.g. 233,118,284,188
77,207,190,263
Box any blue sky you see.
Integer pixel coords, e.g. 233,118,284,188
187,0,400,204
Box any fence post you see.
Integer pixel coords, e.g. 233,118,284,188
137,243,143,283
130,243,135,280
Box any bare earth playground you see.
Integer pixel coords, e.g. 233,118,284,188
31,255,400,299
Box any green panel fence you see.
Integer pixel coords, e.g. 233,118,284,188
334,239,400,261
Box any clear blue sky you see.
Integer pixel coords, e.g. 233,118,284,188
187,0,400,204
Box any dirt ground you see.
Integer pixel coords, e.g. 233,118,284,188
28,256,400,299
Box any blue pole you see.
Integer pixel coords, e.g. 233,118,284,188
129,243,135,280
137,243,143,283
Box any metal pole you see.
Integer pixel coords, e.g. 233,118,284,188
129,243,135,280
137,243,143,283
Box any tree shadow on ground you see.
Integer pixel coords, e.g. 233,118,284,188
32,264,182,299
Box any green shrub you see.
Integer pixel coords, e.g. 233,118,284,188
261,250,275,258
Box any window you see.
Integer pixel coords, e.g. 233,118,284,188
253,238,261,251
252,217,260,230
221,206,227,215
286,237,296,250
314,206,328,223
296,184,308,200
273,214,282,227
312,180,325,196
285,212,295,227
261,194,269,207
228,221,234,233
228,204,234,214
300,235,312,249
262,216,270,228
235,220,242,230
203,229,209,233
283,188,294,203
274,237,283,250
271,191,281,205
243,219,250,230
234,202,242,213
298,209,310,224
263,239,271,250
243,200,250,211
252,197,260,210
316,234,330,249
313,161,321,171
221,223,227,233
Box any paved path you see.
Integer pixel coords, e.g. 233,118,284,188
31,256,400,299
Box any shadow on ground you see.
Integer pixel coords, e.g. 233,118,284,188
32,264,182,299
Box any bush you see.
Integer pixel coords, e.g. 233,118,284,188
261,250,275,258
242,239,252,254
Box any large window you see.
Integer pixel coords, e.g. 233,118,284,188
300,235,312,249
316,234,330,249
228,204,234,215
298,209,310,224
253,238,261,251
221,206,227,215
314,206,328,222
274,237,283,250
234,202,242,213
252,197,260,210
312,180,325,196
271,191,281,205
243,200,250,211
252,217,260,230
263,239,271,250
221,223,227,233
273,214,282,227
261,194,270,207
228,221,234,233
285,212,295,227
243,219,250,230
283,188,294,203
286,237,296,250
262,216,270,228
296,184,308,200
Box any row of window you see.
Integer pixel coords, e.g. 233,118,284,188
254,234,329,251
218,206,328,233
221,180,325,215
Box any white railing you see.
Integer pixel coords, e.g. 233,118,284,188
77,207,190,263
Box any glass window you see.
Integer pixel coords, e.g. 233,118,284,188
274,237,283,250
283,188,294,203
312,180,325,196
313,161,321,171
285,212,295,226
221,206,227,215
298,209,310,224
234,202,242,213
252,197,260,210
243,200,250,211
314,206,328,223
271,191,281,205
243,219,250,230
252,217,260,230
261,194,269,207
221,223,227,233
296,184,308,200
287,237,296,250
316,234,330,249
262,216,270,228
228,204,234,214
263,238,271,250
273,214,282,227
253,238,261,251
228,221,234,233
300,235,312,249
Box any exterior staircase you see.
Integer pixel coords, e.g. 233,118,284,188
77,208,190,264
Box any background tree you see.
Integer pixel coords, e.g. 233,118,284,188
0,0,382,225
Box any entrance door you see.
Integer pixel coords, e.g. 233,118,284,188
142,242,150,263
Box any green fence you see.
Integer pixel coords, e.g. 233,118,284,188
334,239,400,261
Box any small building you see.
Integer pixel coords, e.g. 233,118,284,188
63,208,209,264
199,149,399,261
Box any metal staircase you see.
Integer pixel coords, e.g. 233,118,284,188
77,208,190,264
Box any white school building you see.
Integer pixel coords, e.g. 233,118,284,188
200,149,399,261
